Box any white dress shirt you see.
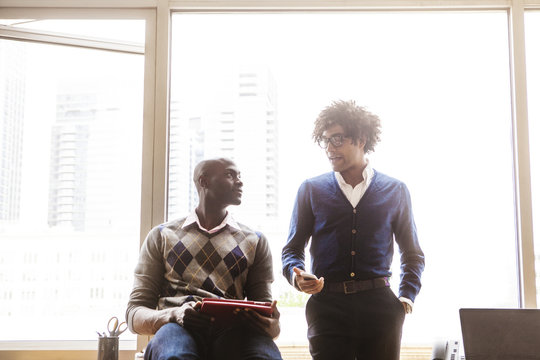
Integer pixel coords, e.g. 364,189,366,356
334,162,374,208
182,211,241,233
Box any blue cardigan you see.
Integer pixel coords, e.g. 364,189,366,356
282,170,424,302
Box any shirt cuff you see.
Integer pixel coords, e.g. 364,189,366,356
293,274,302,291
399,297,414,314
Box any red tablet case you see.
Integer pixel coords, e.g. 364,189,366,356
200,298,273,324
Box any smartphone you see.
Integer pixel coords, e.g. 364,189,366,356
300,271,318,281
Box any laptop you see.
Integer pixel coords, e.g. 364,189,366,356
460,308,540,360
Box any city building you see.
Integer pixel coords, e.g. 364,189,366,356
168,66,279,232
48,92,95,230
0,41,25,223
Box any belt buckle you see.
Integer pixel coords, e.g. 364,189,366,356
343,280,356,294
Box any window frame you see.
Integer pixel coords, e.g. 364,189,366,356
1,0,540,359
0,5,159,359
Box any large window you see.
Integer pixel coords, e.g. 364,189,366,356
0,19,145,342
2,2,540,359
169,11,516,346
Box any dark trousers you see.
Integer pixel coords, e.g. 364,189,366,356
144,322,282,360
306,287,405,360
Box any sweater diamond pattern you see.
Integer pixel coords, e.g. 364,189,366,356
201,277,225,297
223,245,248,278
163,228,256,298
166,240,193,275
195,241,222,273
153,219,267,305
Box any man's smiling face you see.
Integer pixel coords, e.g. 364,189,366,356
322,124,365,176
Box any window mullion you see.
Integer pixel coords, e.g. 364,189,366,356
508,2,537,308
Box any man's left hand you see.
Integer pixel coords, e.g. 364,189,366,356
401,301,412,314
235,300,280,339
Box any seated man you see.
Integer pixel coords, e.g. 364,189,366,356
126,158,282,360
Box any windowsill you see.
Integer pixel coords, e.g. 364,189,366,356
0,340,136,351
0,340,431,360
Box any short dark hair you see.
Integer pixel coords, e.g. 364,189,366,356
193,157,235,192
312,100,381,153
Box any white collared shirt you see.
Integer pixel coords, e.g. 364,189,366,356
182,211,241,234
334,162,374,208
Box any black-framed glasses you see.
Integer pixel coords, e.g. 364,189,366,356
317,134,350,149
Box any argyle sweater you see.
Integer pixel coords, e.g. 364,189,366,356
282,170,424,302
126,217,273,328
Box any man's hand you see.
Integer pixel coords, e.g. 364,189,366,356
293,267,324,294
236,300,281,339
401,300,412,314
171,301,214,332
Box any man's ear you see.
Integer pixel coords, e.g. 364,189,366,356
198,175,208,189
357,137,366,149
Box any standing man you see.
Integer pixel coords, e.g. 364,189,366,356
127,158,282,360
282,100,424,360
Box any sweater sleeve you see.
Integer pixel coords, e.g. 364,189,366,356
244,232,274,302
394,183,425,302
281,180,314,286
125,226,166,333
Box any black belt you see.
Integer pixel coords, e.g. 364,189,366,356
324,277,390,294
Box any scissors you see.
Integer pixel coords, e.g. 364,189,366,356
107,316,127,337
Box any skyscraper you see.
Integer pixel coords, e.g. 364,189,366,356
48,79,141,231
48,92,96,231
0,40,26,223
168,66,278,230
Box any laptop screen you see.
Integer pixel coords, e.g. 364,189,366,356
459,308,540,360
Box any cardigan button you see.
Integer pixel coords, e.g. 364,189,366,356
351,251,356,256
352,229,357,234
353,209,357,214
350,272,355,277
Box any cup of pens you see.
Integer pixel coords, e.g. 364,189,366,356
97,335,118,360
97,316,127,360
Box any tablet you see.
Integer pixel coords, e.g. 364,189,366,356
199,298,273,323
